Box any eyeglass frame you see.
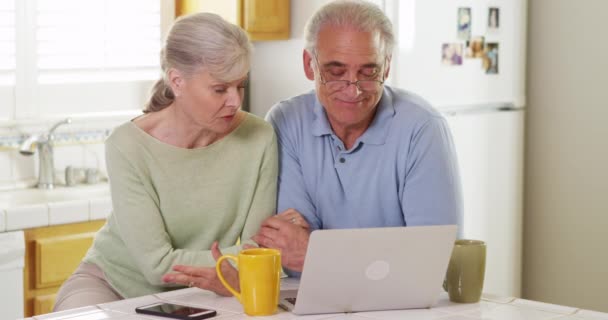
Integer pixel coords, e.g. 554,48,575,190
312,51,387,93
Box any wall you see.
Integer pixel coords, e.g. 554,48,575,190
524,0,608,312
248,0,333,117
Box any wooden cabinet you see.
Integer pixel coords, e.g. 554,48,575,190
23,220,105,317
175,0,290,40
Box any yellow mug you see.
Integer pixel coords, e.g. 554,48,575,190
216,248,281,316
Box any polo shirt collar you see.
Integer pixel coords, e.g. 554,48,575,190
311,88,395,145
311,97,333,137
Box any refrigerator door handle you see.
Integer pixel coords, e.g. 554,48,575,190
442,103,524,116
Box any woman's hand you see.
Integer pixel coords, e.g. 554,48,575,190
162,241,239,296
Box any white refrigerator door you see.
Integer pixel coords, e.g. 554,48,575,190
384,0,527,110
446,109,524,297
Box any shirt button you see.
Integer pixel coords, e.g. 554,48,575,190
339,158,346,163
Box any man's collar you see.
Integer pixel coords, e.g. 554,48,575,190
311,98,333,137
311,88,395,145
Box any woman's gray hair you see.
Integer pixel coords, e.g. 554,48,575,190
145,12,253,113
304,0,394,58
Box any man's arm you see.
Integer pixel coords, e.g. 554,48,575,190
401,116,464,228
251,105,317,273
265,105,321,230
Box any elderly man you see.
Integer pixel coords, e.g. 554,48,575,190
252,0,463,273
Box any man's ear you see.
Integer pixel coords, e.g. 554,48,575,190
167,68,184,97
384,55,392,79
303,50,315,81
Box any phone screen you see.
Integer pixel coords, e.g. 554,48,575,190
136,302,216,320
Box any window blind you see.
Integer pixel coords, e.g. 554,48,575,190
0,0,165,118
0,0,15,85
36,0,161,83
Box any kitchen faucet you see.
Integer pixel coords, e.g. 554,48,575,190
19,118,72,189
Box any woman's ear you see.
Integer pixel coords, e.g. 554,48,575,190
303,50,315,81
167,68,184,97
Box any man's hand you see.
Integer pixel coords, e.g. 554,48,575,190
252,209,310,272
161,241,239,296
275,208,311,230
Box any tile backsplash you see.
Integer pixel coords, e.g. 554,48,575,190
0,114,136,190
0,137,108,190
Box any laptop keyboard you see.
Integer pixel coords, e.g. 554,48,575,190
278,297,297,311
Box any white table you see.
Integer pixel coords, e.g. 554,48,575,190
25,278,608,320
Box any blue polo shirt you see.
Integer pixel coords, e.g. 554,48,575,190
265,86,463,231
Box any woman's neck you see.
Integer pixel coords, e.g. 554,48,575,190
134,105,244,149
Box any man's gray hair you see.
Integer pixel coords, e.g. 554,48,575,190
304,0,394,57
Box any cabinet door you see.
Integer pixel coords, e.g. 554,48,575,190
242,0,289,40
24,220,106,317
34,294,56,315
175,0,289,41
35,232,97,289
175,0,240,25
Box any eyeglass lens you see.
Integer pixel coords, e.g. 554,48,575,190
325,80,382,92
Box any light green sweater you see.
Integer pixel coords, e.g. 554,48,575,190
84,113,278,298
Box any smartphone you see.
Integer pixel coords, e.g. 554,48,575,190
135,302,217,320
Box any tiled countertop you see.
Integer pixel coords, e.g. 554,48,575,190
24,278,608,320
0,183,111,232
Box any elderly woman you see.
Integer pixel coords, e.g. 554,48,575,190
53,13,277,310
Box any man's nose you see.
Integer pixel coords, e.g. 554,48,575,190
343,80,363,96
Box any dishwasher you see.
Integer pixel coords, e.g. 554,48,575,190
0,230,25,319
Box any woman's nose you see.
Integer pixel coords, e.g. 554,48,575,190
226,88,243,107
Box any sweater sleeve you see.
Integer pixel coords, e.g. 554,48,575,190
105,139,262,287
240,133,278,243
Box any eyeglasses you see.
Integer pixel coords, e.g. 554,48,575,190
313,53,385,93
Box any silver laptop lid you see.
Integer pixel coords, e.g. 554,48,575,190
293,225,458,315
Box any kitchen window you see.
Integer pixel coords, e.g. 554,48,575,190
0,0,169,121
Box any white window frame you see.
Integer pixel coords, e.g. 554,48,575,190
1,0,175,124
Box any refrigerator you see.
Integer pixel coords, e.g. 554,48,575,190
383,0,527,297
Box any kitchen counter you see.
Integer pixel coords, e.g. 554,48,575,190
0,183,111,319
0,183,111,232
23,278,608,320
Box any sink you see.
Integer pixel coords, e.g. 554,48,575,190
0,184,110,208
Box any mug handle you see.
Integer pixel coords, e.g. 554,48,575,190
216,255,241,302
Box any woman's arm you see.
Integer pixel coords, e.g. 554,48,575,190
240,133,279,243
160,131,278,294
106,141,248,287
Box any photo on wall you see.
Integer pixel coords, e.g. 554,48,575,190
465,36,485,58
441,43,463,66
483,42,499,74
457,7,471,40
488,7,500,31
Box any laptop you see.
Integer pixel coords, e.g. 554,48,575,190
279,225,458,315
